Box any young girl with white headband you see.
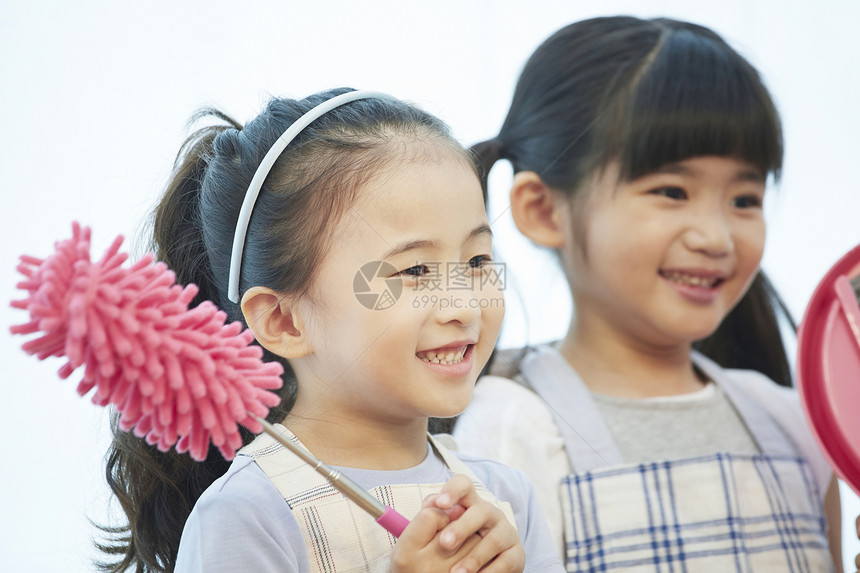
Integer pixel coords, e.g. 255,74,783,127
96,89,562,573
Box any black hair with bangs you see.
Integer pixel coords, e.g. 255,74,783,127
609,21,783,183
472,16,795,387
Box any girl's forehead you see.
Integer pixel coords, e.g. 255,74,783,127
334,153,486,244
355,145,478,201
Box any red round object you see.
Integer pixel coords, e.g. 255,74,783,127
797,242,860,497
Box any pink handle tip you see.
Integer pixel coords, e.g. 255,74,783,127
376,506,409,538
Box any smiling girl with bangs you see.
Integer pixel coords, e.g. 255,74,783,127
454,16,842,572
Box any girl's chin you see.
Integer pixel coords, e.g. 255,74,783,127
644,326,722,349
428,396,473,421
658,310,727,342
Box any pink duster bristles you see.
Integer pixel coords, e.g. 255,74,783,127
11,223,411,537
10,222,285,461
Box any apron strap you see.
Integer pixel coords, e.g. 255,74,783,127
517,346,801,472
428,434,518,529
519,346,624,473
242,425,517,528
692,351,800,458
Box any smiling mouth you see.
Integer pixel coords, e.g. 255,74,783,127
416,345,469,365
660,271,723,288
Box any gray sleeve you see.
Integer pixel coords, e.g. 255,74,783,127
175,457,308,573
458,454,565,572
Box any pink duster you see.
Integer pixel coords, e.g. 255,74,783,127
10,222,284,461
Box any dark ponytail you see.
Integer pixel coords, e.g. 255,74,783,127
693,272,795,386
470,138,504,201
97,116,239,573
96,89,467,572
150,109,237,308
483,16,795,386
97,113,297,573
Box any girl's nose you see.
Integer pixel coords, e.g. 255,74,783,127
683,211,734,257
437,287,481,327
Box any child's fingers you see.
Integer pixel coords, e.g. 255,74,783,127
395,507,451,553
433,474,479,510
448,535,508,573
855,516,859,571
462,545,526,573
391,513,483,573
423,494,467,521
443,504,466,522
438,500,498,551
429,473,523,572
447,513,522,573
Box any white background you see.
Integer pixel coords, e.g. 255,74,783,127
1,1,859,570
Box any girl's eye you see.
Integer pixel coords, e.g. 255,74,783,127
651,186,688,200
733,194,763,209
399,264,430,277
469,255,492,268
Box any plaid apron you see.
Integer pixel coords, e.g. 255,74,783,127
519,347,833,572
240,425,516,573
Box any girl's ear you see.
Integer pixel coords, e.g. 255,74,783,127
240,286,313,359
509,171,566,248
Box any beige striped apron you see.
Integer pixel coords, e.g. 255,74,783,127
240,425,516,572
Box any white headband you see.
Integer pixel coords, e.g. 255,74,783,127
227,90,398,303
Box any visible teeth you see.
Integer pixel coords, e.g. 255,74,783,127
417,346,468,365
663,271,718,288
